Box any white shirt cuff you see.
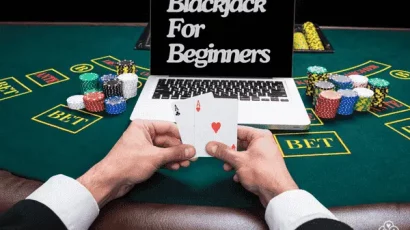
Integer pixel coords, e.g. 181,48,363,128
26,174,100,230
265,189,337,230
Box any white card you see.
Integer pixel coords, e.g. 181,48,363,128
194,97,238,157
172,93,214,147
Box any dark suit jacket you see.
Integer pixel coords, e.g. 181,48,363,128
0,200,353,230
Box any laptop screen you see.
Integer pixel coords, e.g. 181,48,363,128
150,0,296,78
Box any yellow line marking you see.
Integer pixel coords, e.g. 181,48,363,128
0,77,32,101
385,118,410,141
369,96,410,118
273,131,351,158
91,55,118,72
31,104,103,134
306,108,324,126
70,63,94,73
25,68,70,87
366,60,392,77
390,70,410,80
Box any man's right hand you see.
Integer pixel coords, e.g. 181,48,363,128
206,126,299,207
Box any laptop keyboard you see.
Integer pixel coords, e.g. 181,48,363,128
152,79,288,101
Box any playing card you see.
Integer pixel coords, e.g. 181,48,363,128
194,97,238,157
172,93,214,146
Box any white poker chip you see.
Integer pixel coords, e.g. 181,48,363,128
118,73,138,99
67,95,85,110
349,75,368,88
353,87,374,98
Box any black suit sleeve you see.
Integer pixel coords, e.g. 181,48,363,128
0,200,67,230
296,218,353,230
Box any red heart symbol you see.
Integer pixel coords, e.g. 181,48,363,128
231,144,236,150
211,122,221,133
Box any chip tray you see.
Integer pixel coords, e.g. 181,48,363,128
294,23,334,53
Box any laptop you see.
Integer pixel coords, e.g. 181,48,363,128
130,0,311,130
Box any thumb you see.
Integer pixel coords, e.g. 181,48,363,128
160,144,196,165
206,141,239,168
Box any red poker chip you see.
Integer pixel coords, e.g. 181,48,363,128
315,90,341,119
83,92,105,112
83,92,105,102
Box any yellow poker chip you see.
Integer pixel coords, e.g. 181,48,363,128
293,32,309,50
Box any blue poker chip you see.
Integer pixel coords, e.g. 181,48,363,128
336,89,358,115
329,74,353,90
104,96,126,115
99,74,117,89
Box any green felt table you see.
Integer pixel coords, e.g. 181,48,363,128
1,23,410,210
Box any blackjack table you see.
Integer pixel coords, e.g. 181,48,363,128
1,22,410,214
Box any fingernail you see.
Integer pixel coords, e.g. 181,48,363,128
210,145,218,154
185,148,193,157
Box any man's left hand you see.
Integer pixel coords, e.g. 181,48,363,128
77,119,196,208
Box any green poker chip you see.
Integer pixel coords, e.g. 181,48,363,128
79,73,99,94
307,66,327,74
368,78,390,88
79,73,98,81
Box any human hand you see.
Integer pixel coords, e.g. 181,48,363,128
77,119,196,208
206,126,298,207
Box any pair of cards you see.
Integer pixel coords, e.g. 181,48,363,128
172,93,238,157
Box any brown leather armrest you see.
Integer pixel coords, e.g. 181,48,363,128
0,170,42,212
331,203,410,230
1,170,410,230
91,201,267,230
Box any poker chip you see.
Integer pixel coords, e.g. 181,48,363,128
336,89,359,116
348,75,368,88
367,78,389,108
66,95,85,110
118,73,139,99
313,81,335,106
79,73,99,94
306,66,329,97
105,96,127,115
99,74,117,90
116,60,136,75
83,92,105,112
103,78,123,98
353,87,374,112
303,22,325,51
315,90,341,119
329,74,353,90
293,32,309,50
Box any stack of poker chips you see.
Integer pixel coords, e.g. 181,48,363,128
99,74,117,90
293,32,309,50
79,73,99,94
83,92,105,112
303,22,325,51
315,90,342,119
116,60,136,75
66,95,85,110
118,73,139,99
353,88,374,112
336,89,359,116
105,96,127,115
348,75,368,88
367,78,390,108
103,79,123,98
306,66,329,97
313,81,335,106
329,74,353,90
